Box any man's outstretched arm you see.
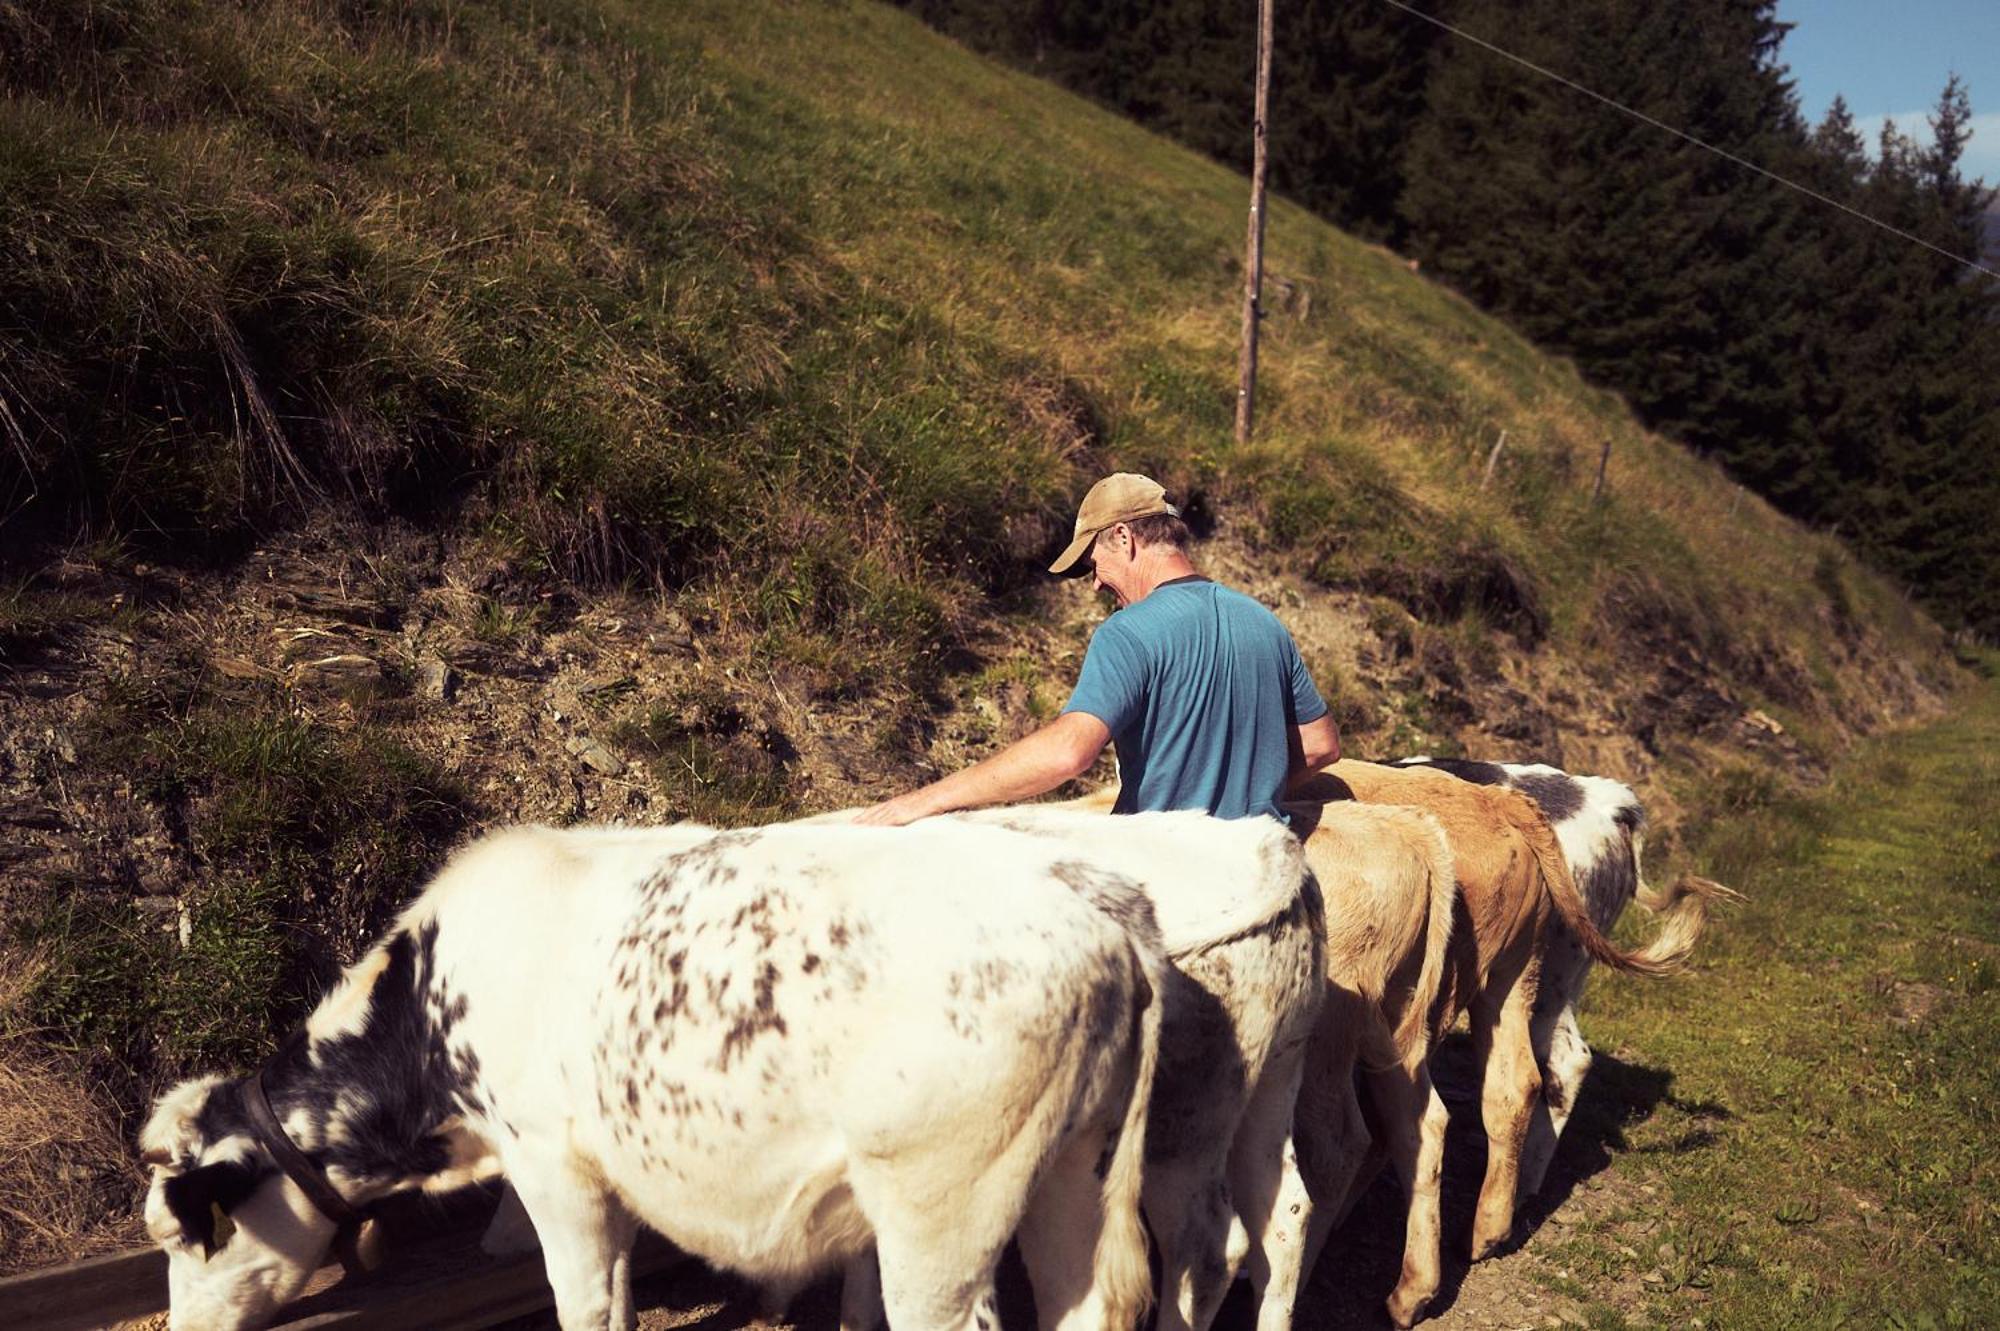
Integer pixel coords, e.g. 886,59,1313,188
853,711,1112,827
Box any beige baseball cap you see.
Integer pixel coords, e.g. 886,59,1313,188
1048,473,1182,576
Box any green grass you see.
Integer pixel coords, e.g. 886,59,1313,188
6,677,471,1096
1556,664,2000,1327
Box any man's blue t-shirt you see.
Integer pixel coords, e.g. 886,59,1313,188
1061,577,1327,820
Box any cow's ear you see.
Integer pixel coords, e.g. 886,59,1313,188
163,1158,263,1255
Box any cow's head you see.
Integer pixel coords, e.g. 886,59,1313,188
140,1075,337,1331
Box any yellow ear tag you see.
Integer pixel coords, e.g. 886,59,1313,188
208,1201,236,1253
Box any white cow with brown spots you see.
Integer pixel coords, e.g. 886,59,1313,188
141,815,1312,1331
812,799,1327,1331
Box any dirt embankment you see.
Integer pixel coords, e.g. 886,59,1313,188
0,511,1959,1275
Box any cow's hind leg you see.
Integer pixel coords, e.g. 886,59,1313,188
504,1149,640,1331
1365,1052,1449,1329
1016,1126,1129,1331
851,1141,1026,1331
1291,1007,1373,1288
1520,999,1591,1200
1227,1057,1312,1331
1470,959,1542,1262
839,1249,884,1331
1140,1158,1237,1331
867,1220,1004,1331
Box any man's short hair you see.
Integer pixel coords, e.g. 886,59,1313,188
1125,512,1192,551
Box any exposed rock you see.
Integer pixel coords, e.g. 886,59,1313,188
1887,981,1941,1029
578,672,636,697
418,655,456,701
1743,708,1785,735
212,654,274,681
266,584,401,629
292,654,387,698
44,726,78,766
564,735,628,777
645,610,696,653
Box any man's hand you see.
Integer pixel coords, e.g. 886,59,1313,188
853,790,940,827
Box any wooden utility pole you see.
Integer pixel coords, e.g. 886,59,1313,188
1234,0,1275,444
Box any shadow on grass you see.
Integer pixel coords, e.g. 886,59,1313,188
1276,1033,1716,1329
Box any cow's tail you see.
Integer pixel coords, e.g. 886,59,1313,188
1095,939,1164,1328
1390,813,1457,1065
1510,790,1702,979
1624,831,1743,970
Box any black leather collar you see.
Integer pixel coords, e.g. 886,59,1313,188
243,1064,372,1271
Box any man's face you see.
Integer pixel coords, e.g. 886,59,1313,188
1088,525,1135,607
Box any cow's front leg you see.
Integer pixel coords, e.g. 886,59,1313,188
506,1149,640,1331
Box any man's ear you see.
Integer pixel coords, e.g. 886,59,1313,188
163,1158,264,1253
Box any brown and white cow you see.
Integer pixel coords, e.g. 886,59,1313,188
1299,760,1704,1325
1387,758,1738,1196
140,815,1318,1331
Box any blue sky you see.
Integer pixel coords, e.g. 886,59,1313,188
1776,0,2000,188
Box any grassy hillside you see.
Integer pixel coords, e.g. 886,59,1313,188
0,0,1967,1270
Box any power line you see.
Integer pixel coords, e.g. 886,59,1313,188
1375,0,2000,283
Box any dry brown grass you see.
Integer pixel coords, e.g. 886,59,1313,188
0,957,144,1274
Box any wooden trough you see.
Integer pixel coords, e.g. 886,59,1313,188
0,1185,689,1331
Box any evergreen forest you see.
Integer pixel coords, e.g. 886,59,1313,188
898,0,2000,635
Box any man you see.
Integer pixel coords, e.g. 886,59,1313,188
855,473,1340,826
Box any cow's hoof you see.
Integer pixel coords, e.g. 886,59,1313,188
1469,1223,1513,1263
1384,1285,1430,1328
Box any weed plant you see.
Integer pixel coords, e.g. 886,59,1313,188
8,680,470,1097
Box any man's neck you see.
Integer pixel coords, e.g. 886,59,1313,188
1126,554,1200,604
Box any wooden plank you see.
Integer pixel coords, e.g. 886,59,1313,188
0,1189,689,1331
278,1234,687,1330
0,1247,167,1331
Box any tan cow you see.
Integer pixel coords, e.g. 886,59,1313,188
1284,800,1458,1329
